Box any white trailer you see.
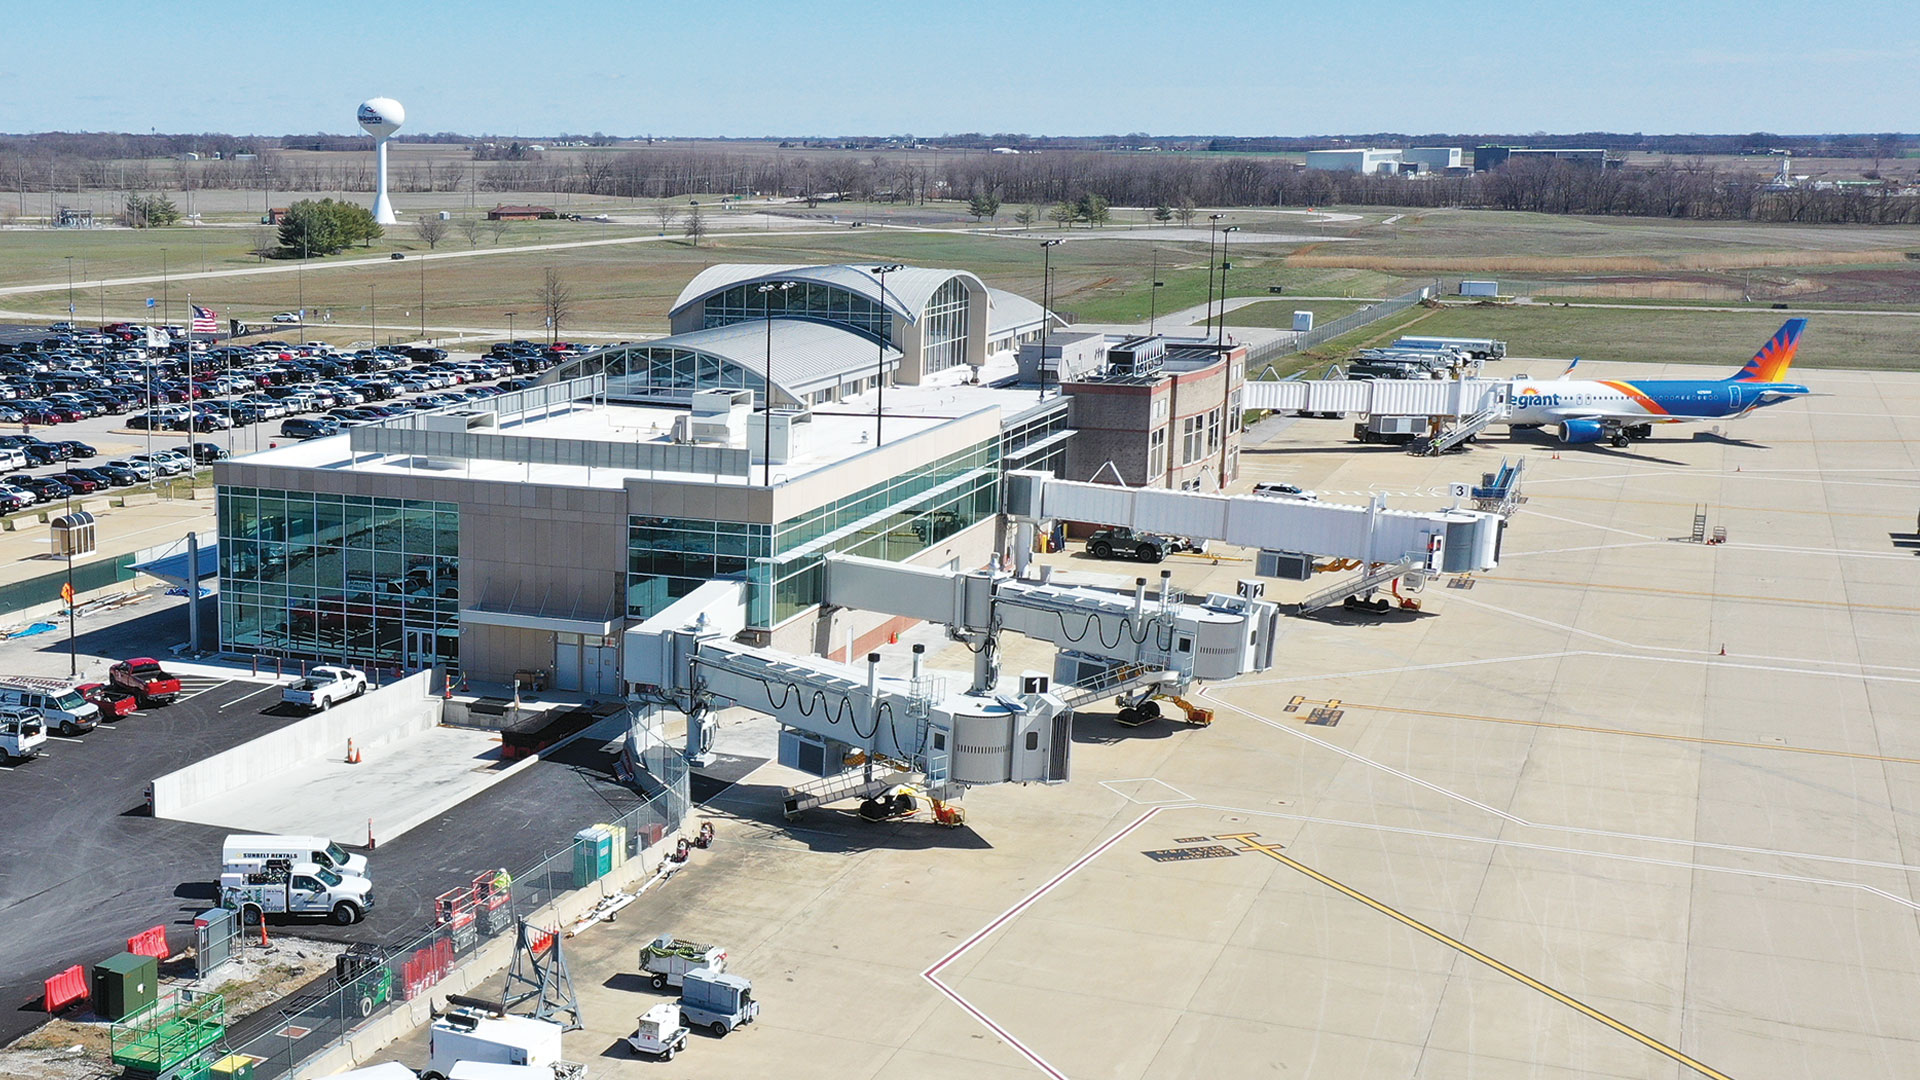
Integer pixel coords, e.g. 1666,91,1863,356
623,1003,689,1061
638,934,726,990
1393,335,1506,359
425,1008,583,1080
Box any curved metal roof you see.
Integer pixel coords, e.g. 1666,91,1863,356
602,320,901,398
670,264,989,324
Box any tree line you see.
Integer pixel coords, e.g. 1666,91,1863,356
7,140,1920,225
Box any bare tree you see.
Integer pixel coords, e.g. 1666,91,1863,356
683,204,706,246
654,202,679,234
487,218,511,244
250,227,277,259
1174,197,1197,226
457,216,484,247
540,266,573,342
413,214,449,249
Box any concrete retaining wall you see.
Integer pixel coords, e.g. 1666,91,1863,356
150,671,440,818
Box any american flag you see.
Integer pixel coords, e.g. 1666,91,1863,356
190,304,218,334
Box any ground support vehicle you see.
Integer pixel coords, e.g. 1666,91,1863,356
678,968,758,1037
426,1005,583,1080
1084,526,1192,563
638,934,726,990
624,1003,689,1061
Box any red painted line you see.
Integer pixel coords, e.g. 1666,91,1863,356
922,805,1177,1079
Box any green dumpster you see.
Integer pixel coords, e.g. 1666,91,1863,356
92,952,158,1021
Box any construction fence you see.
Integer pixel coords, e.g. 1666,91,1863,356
1246,281,1442,371
208,724,689,1080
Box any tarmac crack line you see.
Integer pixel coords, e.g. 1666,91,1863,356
1214,831,1736,1080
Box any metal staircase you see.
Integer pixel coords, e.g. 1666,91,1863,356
1417,402,1501,455
1296,557,1421,614
782,763,913,820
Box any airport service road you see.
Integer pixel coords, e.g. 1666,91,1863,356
372,359,1918,1080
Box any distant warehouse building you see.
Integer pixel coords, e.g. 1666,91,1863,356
1401,147,1463,171
1474,146,1616,171
1304,149,1405,175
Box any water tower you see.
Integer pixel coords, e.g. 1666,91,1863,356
356,97,405,225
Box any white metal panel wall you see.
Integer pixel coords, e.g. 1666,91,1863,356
1242,381,1306,411
1306,381,1372,412
1243,378,1504,418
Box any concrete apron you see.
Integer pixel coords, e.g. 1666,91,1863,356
301,825,692,1076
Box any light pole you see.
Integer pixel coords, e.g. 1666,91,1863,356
368,285,376,350
160,248,169,328
506,312,515,342
63,491,75,677
297,235,306,346
758,281,794,486
1037,240,1063,399
1216,226,1240,348
1203,214,1223,336
64,256,74,321
1148,246,1164,335
867,264,901,446
418,258,426,341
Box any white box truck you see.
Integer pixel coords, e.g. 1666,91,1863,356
223,834,369,878
425,1006,584,1080
637,934,726,990
220,862,373,925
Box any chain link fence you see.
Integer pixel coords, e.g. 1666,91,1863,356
1249,281,1442,371
214,721,689,1080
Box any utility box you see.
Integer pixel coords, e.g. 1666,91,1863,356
1292,311,1314,332
210,1055,257,1080
572,826,613,885
1255,550,1314,581
92,952,158,1021
50,512,96,558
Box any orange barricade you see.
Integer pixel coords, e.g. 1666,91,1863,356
127,925,170,961
43,965,87,1013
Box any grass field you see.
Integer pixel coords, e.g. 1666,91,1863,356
1223,299,1370,328
1308,302,1919,371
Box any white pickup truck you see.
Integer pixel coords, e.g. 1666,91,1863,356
0,707,47,764
282,665,369,711
220,861,373,924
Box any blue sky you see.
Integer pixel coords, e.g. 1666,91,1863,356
7,0,1913,136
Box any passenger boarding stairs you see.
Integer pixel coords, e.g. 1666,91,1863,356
782,762,915,820
1296,557,1422,614
1470,457,1528,517
1054,660,1174,711
1414,400,1502,455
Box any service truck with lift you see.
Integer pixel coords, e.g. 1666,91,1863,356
638,933,726,990
219,860,373,925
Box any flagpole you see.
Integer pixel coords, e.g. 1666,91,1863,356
185,294,194,468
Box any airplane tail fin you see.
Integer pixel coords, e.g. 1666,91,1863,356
1728,319,1807,383
1556,356,1580,380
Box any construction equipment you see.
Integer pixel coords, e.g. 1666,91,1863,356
109,992,226,1080
336,945,395,1019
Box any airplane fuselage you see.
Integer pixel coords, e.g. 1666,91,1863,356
1506,377,1810,427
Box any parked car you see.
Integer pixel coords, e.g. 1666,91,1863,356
48,472,100,494
0,486,30,512
54,441,95,459
282,666,368,711
7,476,71,501
280,417,340,441
109,658,182,706
93,465,140,486
106,458,155,481
190,442,228,464
272,312,303,324
1084,526,1193,564
77,682,139,719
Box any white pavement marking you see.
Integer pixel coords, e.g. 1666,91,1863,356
1200,690,1920,876
1517,508,1660,539
218,682,282,710
1097,777,1192,804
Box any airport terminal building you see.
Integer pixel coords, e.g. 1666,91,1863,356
214,264,1241,691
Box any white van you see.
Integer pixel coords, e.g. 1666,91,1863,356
222,834,369,879
0,449,26,471
0,678,100,736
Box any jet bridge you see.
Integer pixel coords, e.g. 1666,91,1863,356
822,552,1278,700
626,579,1070,791
1003,471,1503,580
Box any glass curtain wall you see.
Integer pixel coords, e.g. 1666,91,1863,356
599,345,767,403
220,489,460,671
920,278,971,373
628,438,1000,628
702,281,891,342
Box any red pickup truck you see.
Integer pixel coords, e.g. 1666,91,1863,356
109,658,182,706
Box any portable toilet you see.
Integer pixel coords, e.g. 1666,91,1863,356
573,826,612,884
595,822,629,869
91,952,158,1021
